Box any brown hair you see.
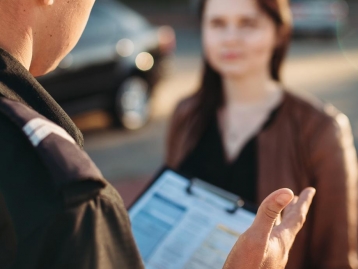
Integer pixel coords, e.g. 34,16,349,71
166,0,292,168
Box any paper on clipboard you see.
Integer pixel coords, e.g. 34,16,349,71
128,169,256,269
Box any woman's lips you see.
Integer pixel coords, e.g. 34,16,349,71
221,52,244,60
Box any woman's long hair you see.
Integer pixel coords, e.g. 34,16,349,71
166,0,293,168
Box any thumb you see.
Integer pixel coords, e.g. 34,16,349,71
249,188,294,239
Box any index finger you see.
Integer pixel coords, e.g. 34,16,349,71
281,187,316,235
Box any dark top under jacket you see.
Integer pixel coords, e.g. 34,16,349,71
179,109,280,204
0,48,144,269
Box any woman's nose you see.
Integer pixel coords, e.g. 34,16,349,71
221,25,244,45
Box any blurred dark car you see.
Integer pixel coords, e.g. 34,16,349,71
37,0,175,130
291,0,349,37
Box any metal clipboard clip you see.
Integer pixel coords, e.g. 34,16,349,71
226,197,246,214
186,178,245,214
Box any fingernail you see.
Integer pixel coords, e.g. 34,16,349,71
309,188,316,195
276,193,292,206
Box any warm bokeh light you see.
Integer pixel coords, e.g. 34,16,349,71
135,52,155,71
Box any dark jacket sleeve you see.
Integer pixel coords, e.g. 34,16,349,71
37,185,144,269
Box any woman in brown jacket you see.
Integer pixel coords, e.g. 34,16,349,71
166,0,358,268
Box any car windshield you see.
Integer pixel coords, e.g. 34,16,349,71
291,0,335,2
96,0,150,33
74,0,151,48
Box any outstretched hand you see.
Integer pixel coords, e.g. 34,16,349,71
223,187,316,269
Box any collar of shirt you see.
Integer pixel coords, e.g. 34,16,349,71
0,47,84,148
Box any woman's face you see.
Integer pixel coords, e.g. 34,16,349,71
202,0,278,79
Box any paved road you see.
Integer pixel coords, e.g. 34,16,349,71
81,29,358,206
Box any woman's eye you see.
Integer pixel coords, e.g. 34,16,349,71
241,19,258,28
210,19,225,28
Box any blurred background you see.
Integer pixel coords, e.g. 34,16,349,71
37,0,358,207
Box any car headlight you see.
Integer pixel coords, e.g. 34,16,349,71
135,52,154,71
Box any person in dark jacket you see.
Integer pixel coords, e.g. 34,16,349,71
0,0,315,268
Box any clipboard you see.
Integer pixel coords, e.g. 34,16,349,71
128,167,257,269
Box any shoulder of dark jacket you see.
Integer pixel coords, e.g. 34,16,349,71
0,111,108,209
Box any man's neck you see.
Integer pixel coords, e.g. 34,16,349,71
0,7,33,70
